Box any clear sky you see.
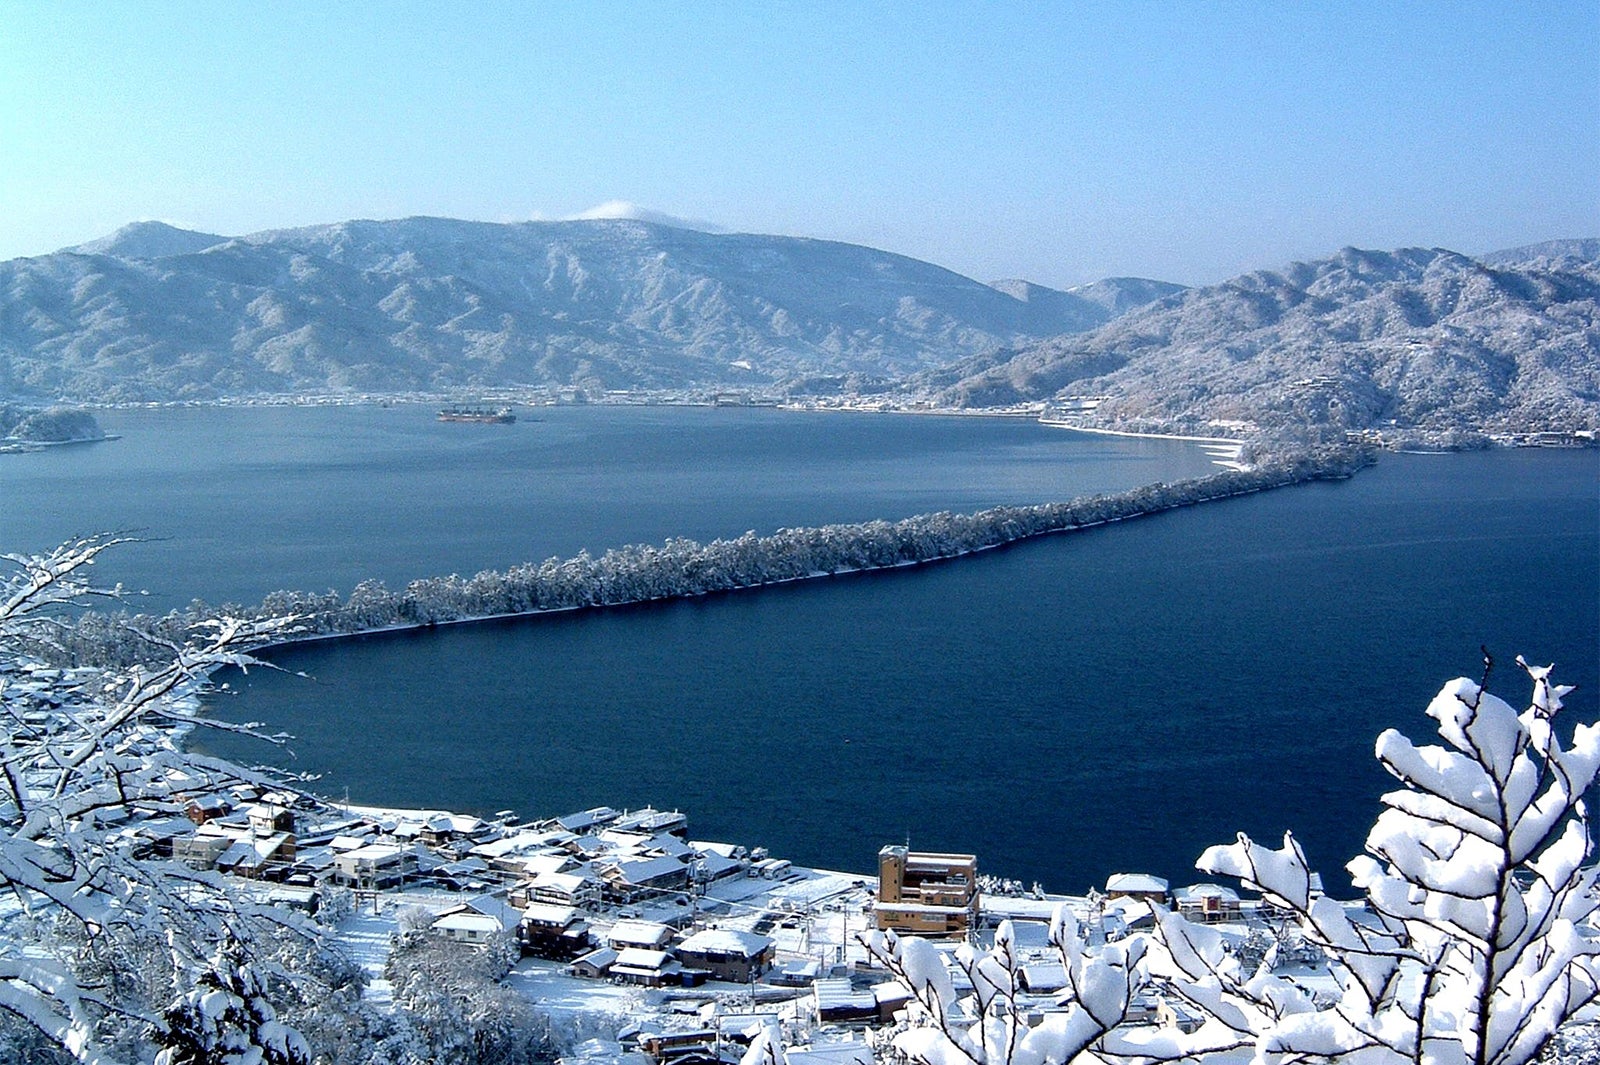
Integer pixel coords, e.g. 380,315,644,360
2,1,1595,287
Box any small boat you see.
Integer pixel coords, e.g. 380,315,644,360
437,406,516,424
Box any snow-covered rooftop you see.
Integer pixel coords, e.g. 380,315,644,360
433,912,502,935
1105,872,1168,894
677,928,772,958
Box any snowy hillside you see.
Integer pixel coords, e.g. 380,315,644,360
986,276,1186,335
66,220,230,259
0,217,1139,402
939,245,1600,435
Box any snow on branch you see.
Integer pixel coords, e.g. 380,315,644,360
863,658,1598,1065
0,537,323,1062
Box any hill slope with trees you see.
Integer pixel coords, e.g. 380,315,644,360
1,218,1153,403
935,244,1600,436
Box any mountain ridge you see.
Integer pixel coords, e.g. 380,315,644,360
986,276,1187,335
65,220,230,260
5,220,1596,437
934,244,1600,435
4,216,1137,402
1479,237,1600,267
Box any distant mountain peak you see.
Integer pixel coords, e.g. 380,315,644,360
984,276,1185,336
67,220,229,260
6,215,1101,403
1481,238,1600,267
1062,276,1187,316
563,201,728,233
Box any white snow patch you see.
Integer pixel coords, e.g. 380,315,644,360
565,201,728,233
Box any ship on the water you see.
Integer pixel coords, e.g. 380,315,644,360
437,406,516,424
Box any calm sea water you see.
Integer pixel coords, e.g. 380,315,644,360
0,404,1217,609
3,407,1595,892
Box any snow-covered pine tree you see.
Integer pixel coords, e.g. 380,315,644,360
154,934,309,1065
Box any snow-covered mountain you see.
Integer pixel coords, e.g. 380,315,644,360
937,245,1600,434
67,220,230,259
1479,237,1600,268
986,276,1186,335
12,220,1592,433
2,217,1146,402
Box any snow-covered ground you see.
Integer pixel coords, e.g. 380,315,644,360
333,887,473,1007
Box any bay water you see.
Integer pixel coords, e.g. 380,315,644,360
2,405,1594,892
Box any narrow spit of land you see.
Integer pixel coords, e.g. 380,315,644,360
58,444,1375,664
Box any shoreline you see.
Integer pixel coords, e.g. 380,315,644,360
41,392,1593,453
241,526,1047,654
1038,419,1246,445
0,433,120,453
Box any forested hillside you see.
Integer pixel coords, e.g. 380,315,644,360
936,244,1600,435
0,218,1139,402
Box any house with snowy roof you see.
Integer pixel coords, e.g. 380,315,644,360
462,893,524,933
606,919,675,951
563,834,613,861
600,853,691,900
692,850,748,882
172,830,232,871
596,827,654,853
610,947,679,986
470,829,562,860
332,841,415,889
527,868,601,908
813,978,879,1025
1018,962,1071,994
518,902,592,960
568,946,617,979
508,851,574,879
215,831,296,880
1104,873,1169,904
245,802,295,838
1173,883,1242,923
420,812,485,846
675,928,774,983
432,911,503,947
424,856,492,891
785,1042,877,1065
184,793,231,825
470,831,572,876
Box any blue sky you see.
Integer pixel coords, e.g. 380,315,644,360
2,2,1595,287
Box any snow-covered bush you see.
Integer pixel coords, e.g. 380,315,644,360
393,904,438,937
866,912,1150,1065
382,930,547,1065
867,657,1599,1065
314,886,357,929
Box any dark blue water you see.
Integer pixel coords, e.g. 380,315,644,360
209,449,1596,894
0,404,1216,609
3,408,1594,893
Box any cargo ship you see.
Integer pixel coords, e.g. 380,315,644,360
437,406,516,424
